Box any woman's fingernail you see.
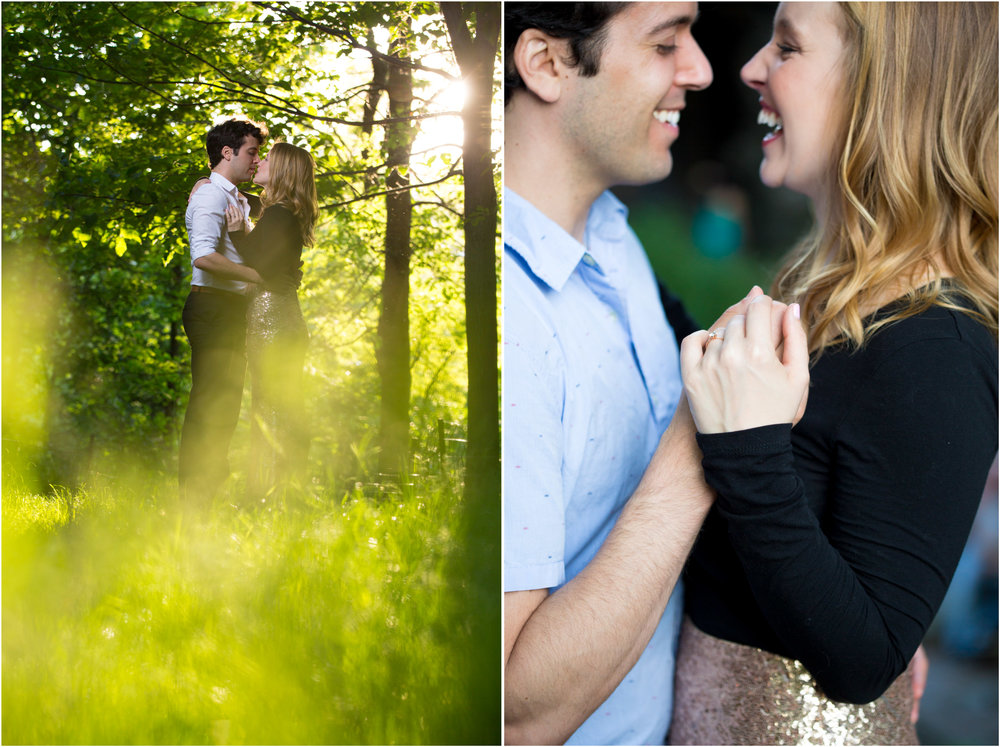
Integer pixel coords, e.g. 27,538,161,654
792,303,801,319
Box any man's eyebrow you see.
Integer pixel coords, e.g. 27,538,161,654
645,12,698,36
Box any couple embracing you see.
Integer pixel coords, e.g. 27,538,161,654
503,2,997,745
178,117,319,502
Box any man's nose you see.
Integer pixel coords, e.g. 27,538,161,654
676,37,713,91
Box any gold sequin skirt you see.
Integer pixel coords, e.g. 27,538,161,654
246,287,309,497
668,617,918,745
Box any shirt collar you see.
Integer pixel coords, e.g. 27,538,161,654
209,171,239,195
504,187,631,292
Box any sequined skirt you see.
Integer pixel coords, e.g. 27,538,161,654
668,617,918,745
246,287,309,496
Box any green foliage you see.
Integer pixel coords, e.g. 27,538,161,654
2,1,494,486
3,476,498,745
627,203,777,329
2,7,501,740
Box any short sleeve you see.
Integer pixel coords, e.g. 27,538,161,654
503,248,568,592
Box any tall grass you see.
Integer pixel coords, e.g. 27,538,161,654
3,474,498,745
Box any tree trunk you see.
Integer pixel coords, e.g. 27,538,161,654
442,3,500,504
376,23,415,479
441,6,501,740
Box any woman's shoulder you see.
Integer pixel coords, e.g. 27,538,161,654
868,302,996,358
259,203,302,234
261,203,298,220
816,301,996,390
842,305,998,402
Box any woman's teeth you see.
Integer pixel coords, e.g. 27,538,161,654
654,110,681,126
758,109,783,132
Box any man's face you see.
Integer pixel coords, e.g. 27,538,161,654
229,135,262,183
560,3,712,190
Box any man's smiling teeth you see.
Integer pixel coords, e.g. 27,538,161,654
654,110,680,126
758,109,783,131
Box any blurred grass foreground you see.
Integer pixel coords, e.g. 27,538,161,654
2,256,497,744
3,475,495,745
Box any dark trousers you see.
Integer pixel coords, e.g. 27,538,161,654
178,289,249,498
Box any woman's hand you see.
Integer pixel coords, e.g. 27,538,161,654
225,204,246,232
680,295,810,434
188,177,210,202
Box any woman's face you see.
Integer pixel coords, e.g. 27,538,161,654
741,2,847,204
253,153,270,186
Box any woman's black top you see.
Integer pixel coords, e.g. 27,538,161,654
685,295,998,704
230,204,303,290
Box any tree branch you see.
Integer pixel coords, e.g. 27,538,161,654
320,168,462,210
257,2,460,83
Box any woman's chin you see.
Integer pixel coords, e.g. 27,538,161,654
758,162,784,189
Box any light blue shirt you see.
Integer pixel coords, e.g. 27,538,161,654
185,172,251,293
503,187,685,745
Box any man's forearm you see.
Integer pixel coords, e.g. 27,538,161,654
193,252,262,284
504,402,712,745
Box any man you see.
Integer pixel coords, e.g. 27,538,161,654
178,117,268,499
503,4,716,744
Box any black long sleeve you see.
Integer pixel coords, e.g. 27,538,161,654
685,301,998,704
230,204,302,287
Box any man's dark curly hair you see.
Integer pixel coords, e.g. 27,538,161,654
206,117,269,169
504,2,629,105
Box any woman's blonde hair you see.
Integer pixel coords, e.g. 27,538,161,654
261,142,319,247
772,2,998,354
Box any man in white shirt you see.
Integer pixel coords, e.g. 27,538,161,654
178,117,267,499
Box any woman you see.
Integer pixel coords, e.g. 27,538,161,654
670,3,998,744
225,142,319,498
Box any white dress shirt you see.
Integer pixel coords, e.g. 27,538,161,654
185,171,251,292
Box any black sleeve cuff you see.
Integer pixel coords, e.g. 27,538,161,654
695,424,799,516
695,423,793,457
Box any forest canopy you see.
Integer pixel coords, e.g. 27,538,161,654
2,1,500,492
2,3,500,744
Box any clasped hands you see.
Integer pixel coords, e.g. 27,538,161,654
680,287,810,435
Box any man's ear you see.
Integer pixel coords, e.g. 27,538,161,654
512,28,572,104
221,145,233,162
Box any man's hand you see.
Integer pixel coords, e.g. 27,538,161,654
910,645,928,723
192,252,262,285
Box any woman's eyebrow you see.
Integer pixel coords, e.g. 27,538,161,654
775,15,801,40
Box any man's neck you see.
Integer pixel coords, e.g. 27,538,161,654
211,166,241,191
505,99,608,245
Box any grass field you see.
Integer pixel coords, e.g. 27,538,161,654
3,474,499,745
